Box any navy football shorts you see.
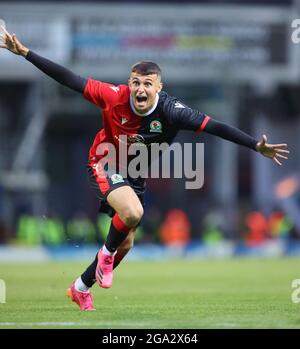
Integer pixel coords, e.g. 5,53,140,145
87,163,145,217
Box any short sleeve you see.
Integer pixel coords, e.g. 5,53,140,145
83,78,121,110
162,95,210,133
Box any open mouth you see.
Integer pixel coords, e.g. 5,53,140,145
136,96,147,103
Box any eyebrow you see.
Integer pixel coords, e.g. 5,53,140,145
132,78,154,82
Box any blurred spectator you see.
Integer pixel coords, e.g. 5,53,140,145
67,211,96,244
16,214,42,245
42,214,65,245
159,208,191,247
97,213,113,243
268,210,293,239
201,209,225,245
244,208,295,246
244,211,269,246
16,213,65,246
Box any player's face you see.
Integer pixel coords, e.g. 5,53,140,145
128,73,162,113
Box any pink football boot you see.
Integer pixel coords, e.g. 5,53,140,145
67,282,95,311
95,248,114,289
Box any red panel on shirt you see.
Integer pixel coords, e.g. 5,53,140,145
84,79,142,166
83,79,122,110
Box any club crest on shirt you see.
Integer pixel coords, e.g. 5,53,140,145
111,174,125,184
150,120,162,133
128,134,145,144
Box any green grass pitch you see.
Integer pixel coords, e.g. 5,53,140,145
0,258,299,329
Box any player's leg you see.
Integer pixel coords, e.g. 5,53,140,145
96,186,143,288
113,228,135,269
69,215,138,309
104,185,143,253
79,227,135,291
68,164,143,309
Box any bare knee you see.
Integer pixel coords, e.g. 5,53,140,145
108,187,144,228
120,206,144,228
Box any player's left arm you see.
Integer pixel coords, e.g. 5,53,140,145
204,119,289,166
163,96,289,166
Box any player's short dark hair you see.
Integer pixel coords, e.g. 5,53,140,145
131,61,162,78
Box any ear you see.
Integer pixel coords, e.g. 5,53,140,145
157,81,163,93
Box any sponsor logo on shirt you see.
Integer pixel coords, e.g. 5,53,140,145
150,120,162,133
121,117,129,125
128,134,145,144
111,174,125,184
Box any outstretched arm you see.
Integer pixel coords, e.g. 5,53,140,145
0,26,86,93
204,119,289,166
162,95,290,166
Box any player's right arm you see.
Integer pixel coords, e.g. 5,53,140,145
0,27,87,93
0,27,120,109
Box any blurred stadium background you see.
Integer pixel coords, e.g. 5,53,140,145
0,0,299,259
0,0,299,280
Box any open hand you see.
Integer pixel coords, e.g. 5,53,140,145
256,134,289,166
0,26,29,56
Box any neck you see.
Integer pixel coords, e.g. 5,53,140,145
130,94,159,116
